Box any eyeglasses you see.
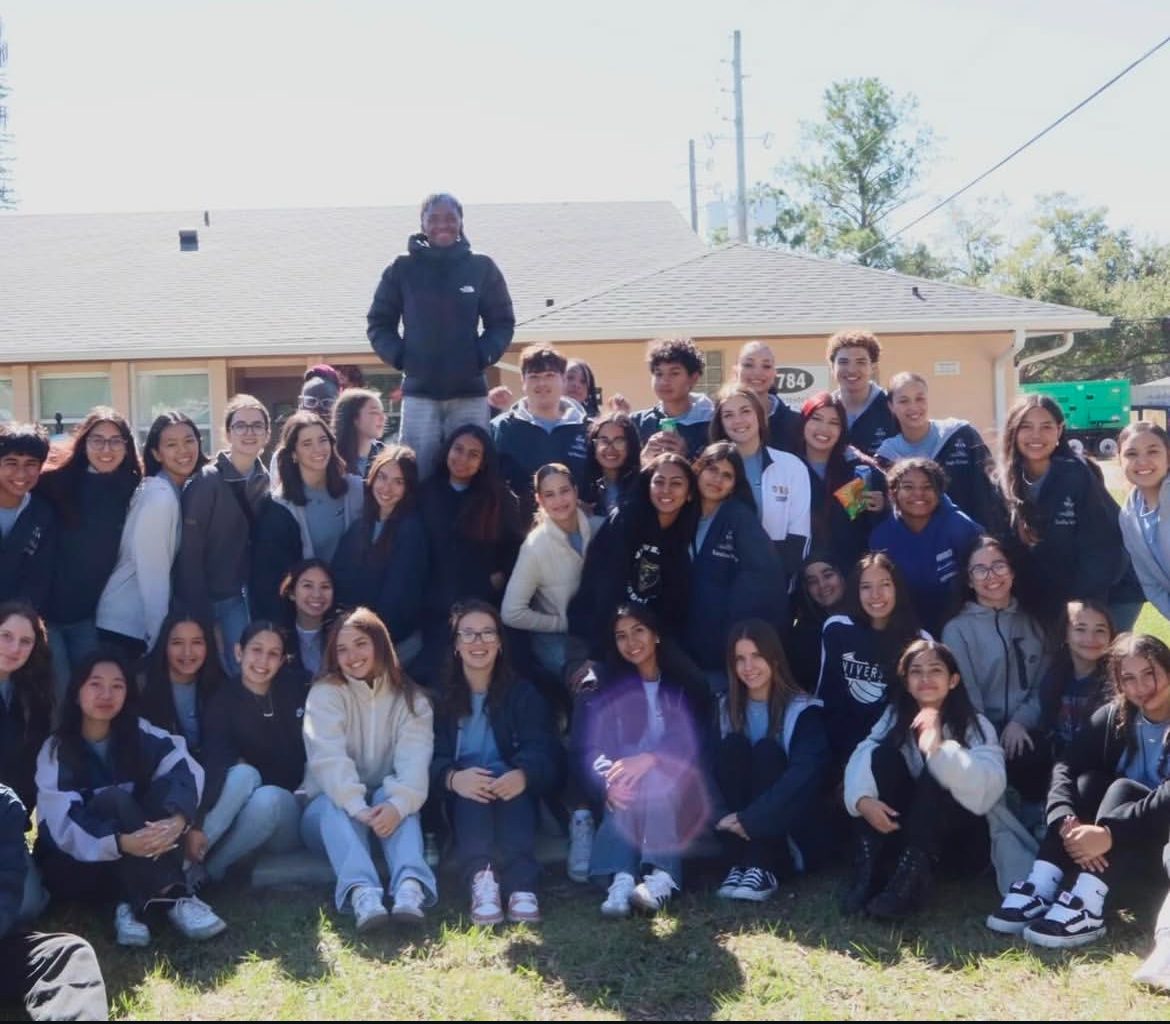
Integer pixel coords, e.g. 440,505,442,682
86,436,127,451
969,560,1011,581
229,420,269,435
456,628,499,644
300,396,334,413
593,436,628,449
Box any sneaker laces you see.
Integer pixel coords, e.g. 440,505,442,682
473,870,500,905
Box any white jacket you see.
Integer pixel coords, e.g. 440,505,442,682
843,706,1006,818
301,672,433,820
501,508,595,634
95,476,182,648
759,447,812,547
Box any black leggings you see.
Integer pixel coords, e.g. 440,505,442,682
38,781,187,913
1037,773,1170,889
1004,729,1052,804
867,742,990,876
714,733,793,875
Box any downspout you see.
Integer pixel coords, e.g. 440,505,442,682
993,329,1075,432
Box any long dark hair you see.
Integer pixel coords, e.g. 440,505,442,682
629,452,699,536
275,411,349,504
1039,598,1115,731
996,394,1092,541
439,600,516,719
141,611,224,708
845,551,924,668
143,411,208,479
724,619,803,738
35,407,142,527
692,442,756,514
331,388,383,473
279,558,338,632
0,602,53,734
797,392,853,492
436,424,513,543
54,649,143,785
1106,633,1170,778
885,639,981,750
582,411,641,506
362,445,419,558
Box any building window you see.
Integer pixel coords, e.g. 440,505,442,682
697,350,724,396
135,371,212,449
364,370,404,440
0,379,11,423
37,374,112,437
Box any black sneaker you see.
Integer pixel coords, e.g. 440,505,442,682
715,866,744,899
1023,891,1105,949
732,867,778,903
986,881,1051,935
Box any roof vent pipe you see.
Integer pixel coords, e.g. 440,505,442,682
179,230,198,252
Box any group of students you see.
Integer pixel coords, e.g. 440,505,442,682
3,324,1170,1021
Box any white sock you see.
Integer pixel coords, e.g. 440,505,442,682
1070,871,1109,916
573,808,593,825
1025,860,1063,902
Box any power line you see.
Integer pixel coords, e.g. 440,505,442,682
857,32,1170,261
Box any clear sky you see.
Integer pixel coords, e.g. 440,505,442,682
2,0,1169,251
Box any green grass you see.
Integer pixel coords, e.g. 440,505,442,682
36,860,1169,1020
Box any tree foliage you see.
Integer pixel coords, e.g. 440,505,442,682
774,78,934,268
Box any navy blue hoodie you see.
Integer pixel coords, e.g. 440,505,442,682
367,233,515,400
767,395,802,454
0,494,55,615
838,386,897,457
815,614,929,769
868,494,984,636
632,394,716,461
40,470,136,626
992,456,1137,613
491,399,590,516
685,499,788,673
805,450,886,571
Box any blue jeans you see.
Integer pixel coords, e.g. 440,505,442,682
530,632,568,678
399,395,490,480
589,766,684,885
212,593,252,676
301,789,437,910
46,620,100,714
201,764,302,881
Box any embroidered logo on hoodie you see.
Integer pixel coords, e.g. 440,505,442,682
841,651,885,704
460,285,476,294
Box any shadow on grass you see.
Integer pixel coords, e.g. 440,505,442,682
503,876,747,1020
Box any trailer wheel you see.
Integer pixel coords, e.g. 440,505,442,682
1068,438,1085,457
1097,437,1118,459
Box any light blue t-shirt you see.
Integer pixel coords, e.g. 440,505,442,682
806,460,828,481
876,422,941,462
303,485,348,563
171,681,200,750
566,530,584,557
297,626,322,678
532,415,561,434
0,494,29,538
0,677,12,712
746,699,770,744
693,514,715,558
458,690,503,770
638,679,666,751
742,451,765,516
1119,714,1170,789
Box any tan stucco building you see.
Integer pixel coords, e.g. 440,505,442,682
0,201,1109,444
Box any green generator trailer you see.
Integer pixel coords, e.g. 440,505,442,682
1018,379,1131,458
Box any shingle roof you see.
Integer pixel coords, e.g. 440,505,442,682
517,243,1112,338
0,205,1110,365
0,201,705,362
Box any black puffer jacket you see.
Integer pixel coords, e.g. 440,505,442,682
366,233,515,400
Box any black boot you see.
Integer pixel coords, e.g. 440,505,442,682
865,846,932,921
840,825,884,916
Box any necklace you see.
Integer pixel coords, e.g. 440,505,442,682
246,685,275,719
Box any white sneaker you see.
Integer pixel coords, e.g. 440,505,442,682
631,868,678,914
114,902,151,947
471,867,504,927
167,895,227,941
507,890,541,924
351,885,389,932
1133,938,1170,990
390,878,427,923
600,871,636,918
567,812,595,883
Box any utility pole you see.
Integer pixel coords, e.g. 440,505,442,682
732,29,748,243
688,138,698,234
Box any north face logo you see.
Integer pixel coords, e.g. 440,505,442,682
459,285,476,294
